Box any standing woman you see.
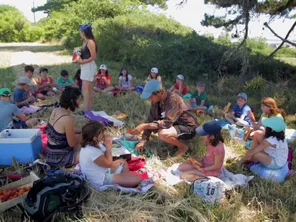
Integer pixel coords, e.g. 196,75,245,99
76,24,98,112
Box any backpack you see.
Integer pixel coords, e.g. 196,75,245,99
193,177,226,205
23,173,90,222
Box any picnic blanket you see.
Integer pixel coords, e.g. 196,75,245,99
93,179,154,194
218,168,254,190
163,164,254,189
86,111,125,127
20,105,41,114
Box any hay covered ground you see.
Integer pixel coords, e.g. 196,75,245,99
0,43,295,222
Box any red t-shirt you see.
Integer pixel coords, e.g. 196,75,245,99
96,73,111,87
38,76,54,91
174,83,188,95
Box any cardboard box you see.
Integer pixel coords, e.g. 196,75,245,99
0,172,39,212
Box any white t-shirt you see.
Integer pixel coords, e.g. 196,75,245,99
79,144,109,187
264,136,288,167
119,74,132,88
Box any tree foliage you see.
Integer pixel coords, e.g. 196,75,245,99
202,0,296,40
32,0,168,14
0,5,42,42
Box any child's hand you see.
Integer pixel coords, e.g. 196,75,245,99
103,135,113,148
187,157,202,169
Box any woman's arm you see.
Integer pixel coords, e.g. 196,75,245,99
64,117,80,147
81,40,97,64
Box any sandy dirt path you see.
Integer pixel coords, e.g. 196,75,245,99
0,42,72,75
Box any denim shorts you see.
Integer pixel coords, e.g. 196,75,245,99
102,164,124,185
265,157,281,170
103,171,114,185
96,85,106,90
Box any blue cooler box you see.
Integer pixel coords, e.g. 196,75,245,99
0,129,43,165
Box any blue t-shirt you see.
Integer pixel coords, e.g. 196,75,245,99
0,101,22,131
233,104,251,124
13,88,28,108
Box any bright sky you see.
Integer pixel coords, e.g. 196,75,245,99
1,0,295,41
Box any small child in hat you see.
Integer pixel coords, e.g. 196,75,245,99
0,88,39,131
174,120,225,182
225,92,252,127
240,116,288,169
191,81,210,111
168,74,188,96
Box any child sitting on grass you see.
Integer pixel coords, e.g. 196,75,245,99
191,82,210,111
250,97,285,150
24,65,46,100
37,68,60,96
225,92,252,127
79,121,140,188
104,68,135,93
0,88,39,131
240,116,288,169
57,70,73,89
168,74,188,96
145,67,162,84
93,64,111,93
175,120,225,182
73,69,82,91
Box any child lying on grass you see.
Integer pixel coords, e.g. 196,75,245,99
175,120,225,182
79,121,140,188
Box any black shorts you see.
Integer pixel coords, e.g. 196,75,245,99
173,125,196,140
40,90,49,95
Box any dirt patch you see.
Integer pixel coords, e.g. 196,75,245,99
0,43,72,75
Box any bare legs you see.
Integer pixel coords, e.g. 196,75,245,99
82,80,94,111
177,163,205,182
25,118,39,127
158,127,188,156
112,159,141,188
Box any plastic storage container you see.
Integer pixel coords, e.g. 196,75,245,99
0,129,43,165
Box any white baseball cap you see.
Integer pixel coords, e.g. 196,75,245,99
151,67,158,73
99,64,108,70
176,74,184,81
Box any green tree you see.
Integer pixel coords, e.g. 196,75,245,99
200,0,296,51
32,0,168,14
0,5,32,42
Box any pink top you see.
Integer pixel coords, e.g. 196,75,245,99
202,142,225,176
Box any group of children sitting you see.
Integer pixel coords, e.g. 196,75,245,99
0,63,291,189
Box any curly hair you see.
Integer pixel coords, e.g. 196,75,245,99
59,86,81,111
81,121,105,148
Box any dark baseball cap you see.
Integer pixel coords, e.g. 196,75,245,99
196,120,222,136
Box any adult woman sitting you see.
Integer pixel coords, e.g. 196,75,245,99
45,86,82,168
